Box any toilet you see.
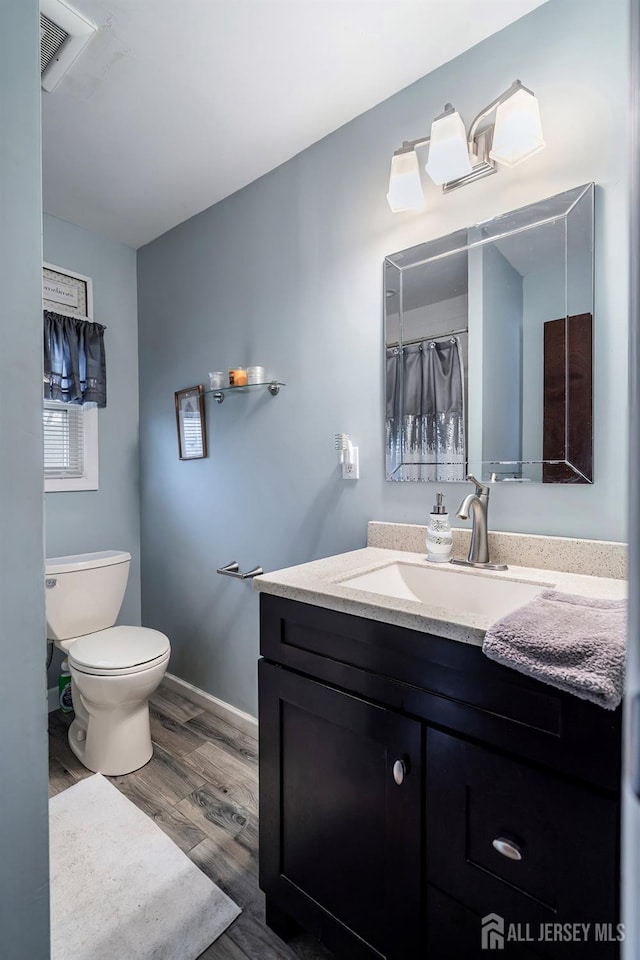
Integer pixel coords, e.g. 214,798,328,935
45,550,170,776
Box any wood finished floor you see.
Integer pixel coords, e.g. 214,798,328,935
48,685,334,960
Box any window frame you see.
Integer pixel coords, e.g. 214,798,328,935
42,262,99,493
44,401,99,492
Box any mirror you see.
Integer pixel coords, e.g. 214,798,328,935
384,183,594,483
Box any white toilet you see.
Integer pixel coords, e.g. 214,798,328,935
45,550,171,776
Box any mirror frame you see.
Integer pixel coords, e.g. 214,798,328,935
384,183,594,484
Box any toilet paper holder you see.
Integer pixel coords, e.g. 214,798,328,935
217,561,264,580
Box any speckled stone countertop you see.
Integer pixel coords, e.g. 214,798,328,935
253,544,627,648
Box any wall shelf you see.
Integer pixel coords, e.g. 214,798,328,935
204,380,285,404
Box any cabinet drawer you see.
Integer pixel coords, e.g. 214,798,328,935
426,728,619,960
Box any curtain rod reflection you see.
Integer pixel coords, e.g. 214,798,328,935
386,328,468,349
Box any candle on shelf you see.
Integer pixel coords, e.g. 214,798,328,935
229,367,248,386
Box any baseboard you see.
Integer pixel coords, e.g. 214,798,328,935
48,686,59,713
49,674,258,738
162,673,258,738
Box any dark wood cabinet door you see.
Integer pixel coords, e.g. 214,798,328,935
259,661,423,960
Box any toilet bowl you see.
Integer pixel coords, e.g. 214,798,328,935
45,551,171,776
67,625,170,775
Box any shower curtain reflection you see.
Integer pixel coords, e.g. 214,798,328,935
386,337,466,481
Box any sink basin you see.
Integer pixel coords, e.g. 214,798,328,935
339,562,555,622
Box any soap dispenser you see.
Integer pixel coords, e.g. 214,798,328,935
426,492,453,563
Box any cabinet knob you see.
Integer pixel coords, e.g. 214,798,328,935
392,759,407,785
492,837,523,861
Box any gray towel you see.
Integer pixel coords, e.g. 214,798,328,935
483,590,626,710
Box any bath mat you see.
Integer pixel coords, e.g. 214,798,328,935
50,774,241,960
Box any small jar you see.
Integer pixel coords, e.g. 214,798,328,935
209,371,225,390
247,365,265,385
229,367,248,386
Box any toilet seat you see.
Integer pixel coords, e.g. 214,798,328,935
68,625,171,677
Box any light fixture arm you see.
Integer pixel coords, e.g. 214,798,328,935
467,79,531,147
393,135,431,156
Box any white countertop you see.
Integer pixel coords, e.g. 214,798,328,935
253,547,627,647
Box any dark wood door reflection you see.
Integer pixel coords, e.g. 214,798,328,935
543,313,593,483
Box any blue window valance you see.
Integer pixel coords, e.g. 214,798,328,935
43,311,107,407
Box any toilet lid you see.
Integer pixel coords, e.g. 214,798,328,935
68,625,170,672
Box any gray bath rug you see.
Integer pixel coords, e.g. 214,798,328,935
50,774,241,960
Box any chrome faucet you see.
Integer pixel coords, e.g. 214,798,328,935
451,474,507,571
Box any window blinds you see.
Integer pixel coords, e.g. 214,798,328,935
43,400,84,478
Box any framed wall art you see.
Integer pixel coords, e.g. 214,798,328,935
43,262,93,319
175,385,207,460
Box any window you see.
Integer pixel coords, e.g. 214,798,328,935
43,400,98,492
42,262,100,493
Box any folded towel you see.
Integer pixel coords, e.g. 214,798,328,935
483,590,626,710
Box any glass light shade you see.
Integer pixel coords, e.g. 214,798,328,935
489,87,545,167
425,110,473,185
386,151,424,212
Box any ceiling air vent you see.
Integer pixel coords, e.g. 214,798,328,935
40,0,96,93
41,14,68,73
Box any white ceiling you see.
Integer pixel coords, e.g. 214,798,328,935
41,0,548,249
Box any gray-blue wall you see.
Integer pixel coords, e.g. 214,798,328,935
522,258,566,478
43,214,141,689
0,2,50,956
137,0,630,716
481,244,523,468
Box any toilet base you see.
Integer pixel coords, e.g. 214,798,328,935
68,656,168,776
68,715,153,776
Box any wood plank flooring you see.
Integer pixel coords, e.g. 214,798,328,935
48,688,334,960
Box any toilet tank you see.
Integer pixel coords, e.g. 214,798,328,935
45,550,131,641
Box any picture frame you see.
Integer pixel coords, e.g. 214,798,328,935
175,385,207,460
43,262,93,320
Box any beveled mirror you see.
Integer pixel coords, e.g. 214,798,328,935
384,183,594,483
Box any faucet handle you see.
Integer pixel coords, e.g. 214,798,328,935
466,473,490,496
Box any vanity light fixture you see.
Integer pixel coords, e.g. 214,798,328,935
387,79,545,212
489,81,545,167
425,105,473,185
386,148,425,212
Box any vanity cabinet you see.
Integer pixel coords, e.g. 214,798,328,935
258,594,621,960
